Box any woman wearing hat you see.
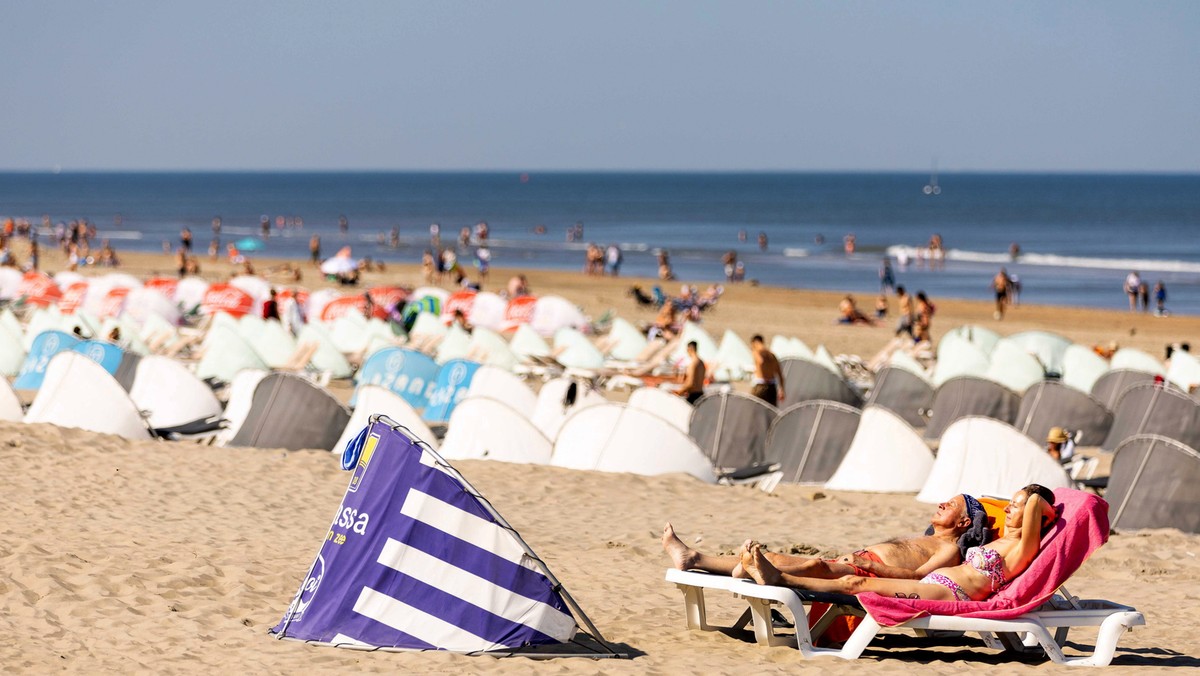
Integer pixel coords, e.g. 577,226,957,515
1046,427,1072,462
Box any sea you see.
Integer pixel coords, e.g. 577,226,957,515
2,171,1199,315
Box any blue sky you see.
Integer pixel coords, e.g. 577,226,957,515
2,2,1197,171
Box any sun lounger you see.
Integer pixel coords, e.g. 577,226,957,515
664,488,1144,666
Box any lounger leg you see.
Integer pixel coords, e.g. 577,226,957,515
1059,611,1140,668
835,616,881,660
678,585,712,631
746,598,792,647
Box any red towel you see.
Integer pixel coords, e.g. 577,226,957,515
859,488,1109,627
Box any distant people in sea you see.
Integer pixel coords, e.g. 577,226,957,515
1009,274,1021,305
929,233,945,269
658,250,675,281
738,229,747,243
338,214,349,234
879,257,895,294
844,233,856,255
180,227,192,253
1009,242,1021,260
212,216,222,235
389,227,400,248
584,243,604,275
459,227,471,248
993,268,1012,320
1154,281,1168,316
310,234,321,265
1124,271,1141,312
722,250,738,281
475,246,491,282
1139,280,1150,313
757,232,768,251
605,244,623,276
429,222,441,246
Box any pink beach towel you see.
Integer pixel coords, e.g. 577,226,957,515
859,488,1109,627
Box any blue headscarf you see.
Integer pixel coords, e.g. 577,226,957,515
957,494,992,557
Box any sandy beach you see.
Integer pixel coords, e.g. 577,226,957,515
2,246,1199,672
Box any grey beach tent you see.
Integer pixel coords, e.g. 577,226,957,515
765,401,862,484
779,358,862,407
227,373,351,451
1106,435,1200,534
689,391,779,470
1101,382,1200,452
865,365,934,428
1015,381,1113,447
1090,369,1159,411
923,376,1020,441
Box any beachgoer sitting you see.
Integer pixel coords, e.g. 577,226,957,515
739,485,1058,602
663,493,989,581
1046,426,1074,463
628,285,655,307
648,300,679,341
837,295,873,325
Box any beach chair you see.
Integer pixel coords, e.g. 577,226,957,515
664,488,1143,666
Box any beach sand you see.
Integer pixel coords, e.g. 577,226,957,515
2,247,1198,672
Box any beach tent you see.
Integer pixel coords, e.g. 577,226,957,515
553,328,605,370
509,324,551,361
627,386,693,432
247,319,299,369
408,311,447,342
328,312,368,352
71,339,126,377
1101,383,1200,452
24,351,151,440
1166,349,1200,393
865,365,934,428
13,330,82,390
1061,344,1111,394
333,385,438,454
811,345,841,375
466,327,519,371
1106,435,1200,534
321,296,373,322
143,276,178,299
129,355,223,429
916,416,1071,503
296,323,353,379
941,325,1001,357
670,322,719,366
174,276,210,312
22,309,65,350
0,377,23,422
201,283,255,318
139,312,178,345
424,359,481,423
1110,348,1165,376
931,335,991,387
59,310,102,341
411,286,450,307
604,317,647,362
924,376,1021,441
354,347,439,410
306,288,342,323
0,320,25,376
770,335,812,360
824,406,934,493
227,373,350,451
983,338,1046,394
529,295,587,337
0,267,24,299
435,325,473,364
16,271,62,307
229,275,272,311
439,397,553,464
195,325,269,384
467,291,508,331
1089,369,1159,411
713,330,755,381
465,366,537,417
58,281,88,313
766,401,862,484
887,350,931,380
551,404,716,482
689,391,779,470
0,308,22,344
501,295,538,331
1008,331,1072,375
528,377,606,440
101,316,151,356
441,290,478,323
779,358,862,407
270,419,600,654
215,369,269,446
1015,381,1113,447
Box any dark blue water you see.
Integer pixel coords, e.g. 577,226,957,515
2,172,1199,313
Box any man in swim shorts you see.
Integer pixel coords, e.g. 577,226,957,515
664,494,988,580
750,335,784,406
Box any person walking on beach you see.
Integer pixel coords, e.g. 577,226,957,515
750,335,784,407
1139,281,1150,313
309,234,321,265
605,244,623,276
993,268,1012,320
895,285,915,339
1154,281,1168,316
675,341,708,404
1124,271,1141,312
180,227,192,253
914,291,935,343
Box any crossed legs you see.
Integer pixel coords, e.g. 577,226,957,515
662,523,858,579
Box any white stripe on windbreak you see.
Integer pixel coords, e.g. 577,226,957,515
330,633,372,648
353,587,502,652
377,539,576,641
399,489,525,565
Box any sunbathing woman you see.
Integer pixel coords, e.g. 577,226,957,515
740,485,1058,602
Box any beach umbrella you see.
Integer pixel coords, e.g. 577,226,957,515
502,295,538,330
98,287,131,318
17,271,62,307
236,237,264,252
367,285,406,313
201,283,255,318
276,287,310,311
320,295,369,322
441,290,478,323
59,282,88,314
144,277,179,298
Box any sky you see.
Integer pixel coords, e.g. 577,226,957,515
2,1,1198,172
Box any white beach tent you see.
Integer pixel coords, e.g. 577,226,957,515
1,308,23,343
215,369,269,446
23,308,62,350
604,317,648,362
60,311,101,342
435,324,473,364
408,311,447,341
466,365,537,416
553,327,605,370
551,404,716,482
932,334,991,387
332,384,438,454
941,325,1001,357
173,276,210,312
1110,348,1165,376
627,386,693,433
812,345,841,375
1009,330,1072,376
916,416,1072,503
296,323,353,379
229,275,271,310
770,335,802,360
0,377,23,422
195,325,269,383
984,338,1045,394
24,351,151,440
887,350,932,381
306,288,342,323
410,286,450,307
529,295,587,337
670,322,719,366
824,406,934,493
1061,344,1111,394
1167,349,1200,393
101,316,151,355
122,287,181,327
468,291,508,331
246,319,298,369
439,397,553,464
0,267,24,300
328,311,367,352
0,321,25,376
466,327,519,371
129,355,223,429
714,330,754,381
529,377,606,440
509,323,551,360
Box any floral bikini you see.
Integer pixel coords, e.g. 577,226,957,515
919,546,1007,602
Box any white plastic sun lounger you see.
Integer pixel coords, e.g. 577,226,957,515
664,569,1144,667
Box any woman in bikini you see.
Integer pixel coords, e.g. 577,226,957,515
740,484,1057,601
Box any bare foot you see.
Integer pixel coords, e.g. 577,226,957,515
731,562,750,579
662,523,700,570
742,543,783,586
